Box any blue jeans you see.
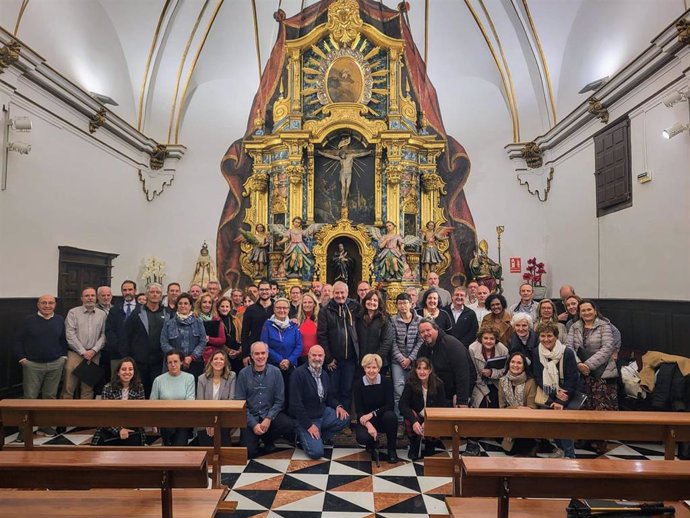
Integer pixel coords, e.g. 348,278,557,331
391,362,411,422
296,406,349,459
330,356,356,412
558,438,576,458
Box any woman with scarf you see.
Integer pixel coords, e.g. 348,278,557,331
261,297,302,409
532,322,579,458
498,351,538,455
416,288,452,333
195,293,226,366
468,326,509,408
160,293,207,381
353,353,398,463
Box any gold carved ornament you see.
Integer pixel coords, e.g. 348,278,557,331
326,0,364,45
311,219,375,284
676,19,690,46
242,173,269,197
149,144,168,170
521,141,543,169
287,165,304,185
88,108,107,134
421,173,446,194
588,97,609,124
0,39,20,74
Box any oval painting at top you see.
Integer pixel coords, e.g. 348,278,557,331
326,56,363,103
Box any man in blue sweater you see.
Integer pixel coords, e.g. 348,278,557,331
290,345,349,459
14,294,68,439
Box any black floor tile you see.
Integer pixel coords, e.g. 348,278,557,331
279,474,323,491
323,492,370,513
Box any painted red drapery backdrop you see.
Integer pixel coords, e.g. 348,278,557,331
217,0,476,289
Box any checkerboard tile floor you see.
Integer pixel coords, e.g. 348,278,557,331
3,429,672,517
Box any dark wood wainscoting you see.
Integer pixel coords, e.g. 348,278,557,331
595,299,690,356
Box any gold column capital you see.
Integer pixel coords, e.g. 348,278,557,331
242,172,269,196
421,172,445,194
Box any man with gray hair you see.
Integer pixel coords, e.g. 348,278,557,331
206,281,221,302
123,283,168,397
62,287,106,399
419,272,451,307
317,281,361,425
235,341,294,458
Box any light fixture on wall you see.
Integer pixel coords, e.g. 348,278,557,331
662,90,688,108
2,107,33,190
662,122,690,140
7,142,31,154
89,91,119,106
578,76,610,94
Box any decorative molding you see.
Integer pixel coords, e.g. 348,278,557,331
505,11,690,196
326,0,363,45
149,144,168,170
0,39,20,74
88,108,107,134
516,166,553,202
0,28,186,202
588,97,609,124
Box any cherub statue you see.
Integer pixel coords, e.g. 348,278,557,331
419,221,453,280
271,217,323,279
191,242,219,289
234,223,269,278
366,221,421,281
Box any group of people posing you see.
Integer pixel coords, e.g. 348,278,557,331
15,275,620,461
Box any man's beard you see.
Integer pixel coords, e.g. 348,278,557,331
309,360,323,371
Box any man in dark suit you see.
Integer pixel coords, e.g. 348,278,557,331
105,280,138,376
445,286,479,347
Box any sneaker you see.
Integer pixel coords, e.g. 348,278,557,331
36,427,57,437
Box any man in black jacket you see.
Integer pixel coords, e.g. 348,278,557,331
317,281,361,418
444,286,479,347
240,280,273,366
105,280,137,376
123,283,167,397
417,319,473,407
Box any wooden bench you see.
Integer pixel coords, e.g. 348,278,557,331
458,457,690,518
0,399,247,488
445,498,690,518
0,488,228,518
423,407,690,495
0,450,213,518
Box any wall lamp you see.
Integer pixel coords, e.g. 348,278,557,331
662,90,688,108
662,122,690,140
2,108,33,190
9,116,32,131
579,76,610,94
89,91,119,106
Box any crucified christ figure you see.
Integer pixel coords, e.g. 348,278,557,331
317,147,371,209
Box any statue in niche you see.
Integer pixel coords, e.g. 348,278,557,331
330,242,355,285
191,242,219,289
317,137,371,210
235,224,269,278
367,221,421,281
469,239,502,292
420,221,453,280
271,217,323,279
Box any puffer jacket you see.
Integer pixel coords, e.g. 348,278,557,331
565,317,619,379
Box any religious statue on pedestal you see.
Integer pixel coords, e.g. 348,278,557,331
191,242,219,289
419,221,453,281
235,223,269,279
271,217,323,279
367,221,420,281
330,242,355,285
469,239,502,292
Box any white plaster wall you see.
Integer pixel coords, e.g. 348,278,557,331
0,102,145,297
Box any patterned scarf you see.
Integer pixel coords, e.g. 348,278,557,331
538,340,566,394
499,371,527,407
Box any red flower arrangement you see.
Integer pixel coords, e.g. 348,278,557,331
523,257,546,287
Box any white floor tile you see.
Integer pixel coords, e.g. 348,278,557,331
373,476,418,494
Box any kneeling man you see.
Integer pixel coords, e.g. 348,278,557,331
290,344,349,459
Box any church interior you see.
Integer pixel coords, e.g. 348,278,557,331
1,0,690,516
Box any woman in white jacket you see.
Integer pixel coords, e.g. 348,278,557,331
468,326,509,408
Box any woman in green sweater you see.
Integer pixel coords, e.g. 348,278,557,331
151,349,195,445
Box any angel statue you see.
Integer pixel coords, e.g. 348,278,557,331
420,221,453,280
234,223,269,278
271,217,323,279
367,221,421,281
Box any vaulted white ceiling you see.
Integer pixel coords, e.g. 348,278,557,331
1,0,686,148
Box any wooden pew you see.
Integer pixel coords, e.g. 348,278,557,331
457,457,690,518
0,450,213,518
0,488,229,518
0,399,247,488
445,498,690,518
423,407,690,495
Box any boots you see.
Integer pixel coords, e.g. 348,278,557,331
408,436,421,461
387,447,399,463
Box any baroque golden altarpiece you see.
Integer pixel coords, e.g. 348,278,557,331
238,0,453,306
